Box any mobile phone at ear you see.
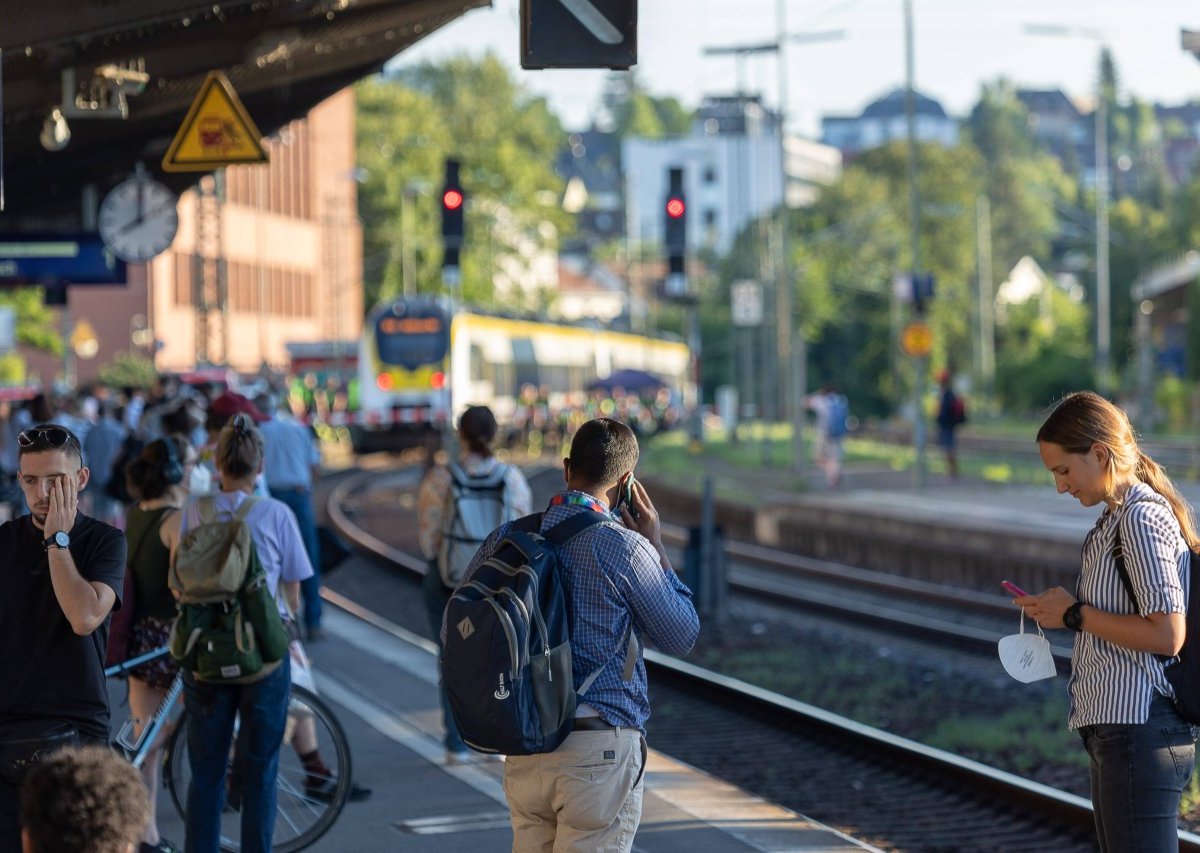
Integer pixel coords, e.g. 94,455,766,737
618,474,639,520
1001,580,1028,597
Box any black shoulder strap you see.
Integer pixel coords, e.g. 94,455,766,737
542,510,610,549
1111,494,1168,613
1110,523,1141,612
509,512,543,533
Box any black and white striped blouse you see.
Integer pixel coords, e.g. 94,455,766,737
1069,482,1189,728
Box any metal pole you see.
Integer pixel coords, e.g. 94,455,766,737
776,0,806,476
401,187,415,298
976,194,995,405
1095,78,1111,392
904,0,927,489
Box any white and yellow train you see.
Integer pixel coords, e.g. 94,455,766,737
354,297,691,451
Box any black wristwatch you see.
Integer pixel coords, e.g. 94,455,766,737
1062,601,1085,632
42,531,69,551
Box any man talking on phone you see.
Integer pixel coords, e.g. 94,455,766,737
458,417,700,853
0,424,126,853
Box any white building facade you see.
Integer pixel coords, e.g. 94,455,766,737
623,96,841,255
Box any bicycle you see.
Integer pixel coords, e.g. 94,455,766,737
106,646,352,852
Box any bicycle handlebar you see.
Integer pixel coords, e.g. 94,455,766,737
104,645,172,679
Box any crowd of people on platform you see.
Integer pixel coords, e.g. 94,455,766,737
505,384,683,458
0,374,350,853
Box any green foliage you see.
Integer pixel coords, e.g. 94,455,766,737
994,283,1094,413
97,351,158,390
604,72,693,138
355,53,570,312
1155,376,1192,433
0,353,26,385
0,290,64,354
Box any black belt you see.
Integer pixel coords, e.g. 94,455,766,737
573,717,616,732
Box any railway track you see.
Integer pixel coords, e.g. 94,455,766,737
325,464,1200,852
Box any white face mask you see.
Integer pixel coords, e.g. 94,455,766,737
187,464,213,495
998,609,1057,683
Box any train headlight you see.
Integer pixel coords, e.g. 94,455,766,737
376,373,394,390
430,371,446,390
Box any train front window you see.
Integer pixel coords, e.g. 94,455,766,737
375,309,449,369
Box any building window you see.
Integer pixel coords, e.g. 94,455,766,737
703,166,717,184
704,209,717,226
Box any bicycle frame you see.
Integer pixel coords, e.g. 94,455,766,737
105,645,182,769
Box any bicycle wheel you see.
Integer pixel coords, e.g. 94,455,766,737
165,683,353,852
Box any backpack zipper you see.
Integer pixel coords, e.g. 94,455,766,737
484,562,552,669
480,597,519,675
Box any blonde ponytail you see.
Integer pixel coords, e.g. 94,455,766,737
1135,451,1200,550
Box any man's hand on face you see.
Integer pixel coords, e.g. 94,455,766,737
44,474,78,537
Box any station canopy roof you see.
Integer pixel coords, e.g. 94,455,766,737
0,0,486,223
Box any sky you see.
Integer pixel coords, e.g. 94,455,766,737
393,0,1200,138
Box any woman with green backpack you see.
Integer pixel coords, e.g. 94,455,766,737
174,414,312,853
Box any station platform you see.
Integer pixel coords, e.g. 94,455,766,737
134,594,880,853
308,600,879,851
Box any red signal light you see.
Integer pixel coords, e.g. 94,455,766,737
666,197,685,218
443,189,464,211
376,372,394,390
430,371,446,390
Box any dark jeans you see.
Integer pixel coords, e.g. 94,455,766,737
269,487,322,631
422,564,465,753
1078,693,1197,853
183,657,291,853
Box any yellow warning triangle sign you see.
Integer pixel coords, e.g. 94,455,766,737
162,71,268,172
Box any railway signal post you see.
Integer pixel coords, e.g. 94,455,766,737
441,158,464,297
662,167,702,447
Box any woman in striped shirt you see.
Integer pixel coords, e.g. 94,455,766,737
1016,391,1197,852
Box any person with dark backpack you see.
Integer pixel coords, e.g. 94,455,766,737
417,406,531,764
1013,391,1198,853
935,370,967,479
443,417,699,852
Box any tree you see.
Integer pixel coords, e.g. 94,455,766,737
603,72,692,138
355,53,571,311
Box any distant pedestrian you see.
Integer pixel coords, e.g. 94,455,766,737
457,417,699,851
0,424,126,853
805,386,849,487
256,392,325,641
417,406,532,764
1013,391,1197,853
82,402,125,526
19,745,150,853
935,371,966,479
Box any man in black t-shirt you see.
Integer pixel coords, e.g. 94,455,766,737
0,424,126,853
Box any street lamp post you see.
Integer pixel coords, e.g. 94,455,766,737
903,0,928,489
1025,23,1110,391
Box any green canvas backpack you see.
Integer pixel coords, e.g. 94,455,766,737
168,496,289,683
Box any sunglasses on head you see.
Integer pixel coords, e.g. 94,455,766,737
17,427,72,449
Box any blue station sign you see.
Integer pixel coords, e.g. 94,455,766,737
0,235,127,285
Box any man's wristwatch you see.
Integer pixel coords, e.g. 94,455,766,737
1062,601,1085,632
42,531,70,551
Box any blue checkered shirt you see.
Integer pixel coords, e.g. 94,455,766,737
462,490,700,731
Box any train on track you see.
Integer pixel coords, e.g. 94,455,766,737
353,297,691,452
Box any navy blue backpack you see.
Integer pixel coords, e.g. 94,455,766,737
441,510,618,756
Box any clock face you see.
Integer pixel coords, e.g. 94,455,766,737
98,176,180,263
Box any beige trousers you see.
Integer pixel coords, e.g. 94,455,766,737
503,727,646,853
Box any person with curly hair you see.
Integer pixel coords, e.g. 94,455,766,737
19,745,150,853
121,436,196,853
